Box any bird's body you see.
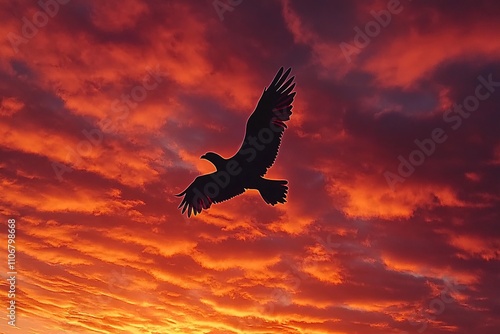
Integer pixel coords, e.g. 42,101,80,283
176,67,296,217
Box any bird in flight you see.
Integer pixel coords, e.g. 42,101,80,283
176,67,296,217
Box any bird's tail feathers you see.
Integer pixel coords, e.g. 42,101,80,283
257,178,288,205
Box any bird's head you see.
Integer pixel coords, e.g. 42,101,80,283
200,152,225,169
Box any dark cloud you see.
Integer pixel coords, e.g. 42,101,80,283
0,0,499,333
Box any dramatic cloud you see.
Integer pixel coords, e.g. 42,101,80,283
0,0,499,333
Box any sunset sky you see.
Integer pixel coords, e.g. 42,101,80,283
1,0,500,333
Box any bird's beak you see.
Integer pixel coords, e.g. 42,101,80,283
200,154,206,160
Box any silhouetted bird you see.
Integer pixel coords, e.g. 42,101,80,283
176,67,296,217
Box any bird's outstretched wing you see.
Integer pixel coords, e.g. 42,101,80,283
175,173,245,217
235,67,296,176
